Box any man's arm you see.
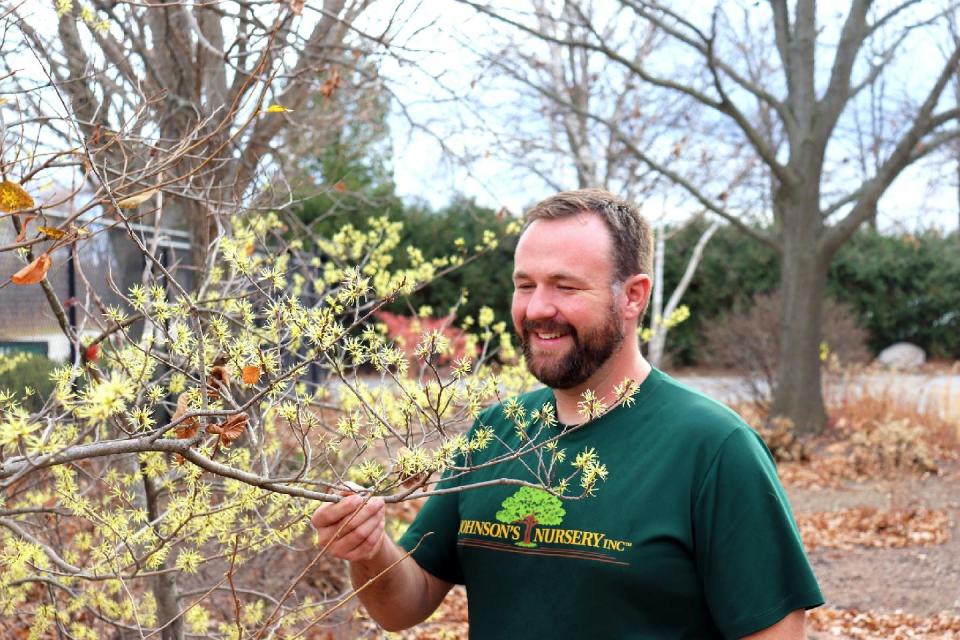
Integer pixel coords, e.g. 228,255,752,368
741,610,806,640
311,494,453,631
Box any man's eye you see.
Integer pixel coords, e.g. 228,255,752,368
515,283,534,290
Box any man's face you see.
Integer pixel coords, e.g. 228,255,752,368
511,214,626,389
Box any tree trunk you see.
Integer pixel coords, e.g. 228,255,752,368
151,572,184,640
769,208,829,436
648,220,718,367
516,514,538,545
648,224,666,366
140,463,185,640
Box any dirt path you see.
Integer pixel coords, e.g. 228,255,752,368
787,466,960,638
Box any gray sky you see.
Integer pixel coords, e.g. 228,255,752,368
377,1,960,233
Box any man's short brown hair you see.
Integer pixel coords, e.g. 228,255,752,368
524,188,654,282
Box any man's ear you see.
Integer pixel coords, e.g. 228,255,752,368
621,273,652,320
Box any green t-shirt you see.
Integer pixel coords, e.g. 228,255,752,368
398,368,823,639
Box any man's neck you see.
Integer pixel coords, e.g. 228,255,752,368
552,352,652,426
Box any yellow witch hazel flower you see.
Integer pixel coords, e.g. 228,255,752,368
572,446,608,496
477,306,495,328
663,304,690,329
530,402,557,428
640,305,690,343
469,425,495,451
576,389,606,421
352,460,385,485
0,410,39,447
613,378,639,407
75,372,136,426
395,446,431,477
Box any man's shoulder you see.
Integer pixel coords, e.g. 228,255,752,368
636,371,777,488
645,370,751,443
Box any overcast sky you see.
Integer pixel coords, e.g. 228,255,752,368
375,1,960,234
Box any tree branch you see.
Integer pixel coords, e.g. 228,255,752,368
815,0,870,139
823,40,960,254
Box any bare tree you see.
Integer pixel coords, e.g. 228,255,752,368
461,0,960,434
4,0,380,269
460,1,747,366
647,215,718,366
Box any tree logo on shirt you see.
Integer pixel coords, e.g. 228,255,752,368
495,487,565,548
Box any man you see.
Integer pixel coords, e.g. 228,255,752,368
312,189,823,638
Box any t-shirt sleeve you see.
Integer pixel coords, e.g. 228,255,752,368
693,426,824,639
397,470,464,585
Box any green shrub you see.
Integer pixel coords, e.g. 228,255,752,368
0,353,58,412
661,221,779,364
828,230,960,359
663,224,960,363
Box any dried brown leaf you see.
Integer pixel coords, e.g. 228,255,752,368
208,413,248,445
797,507,950,551
11,254,51,285
116,189,158,209
241,365,261,385
810,607,960,640
37,226,67,239
321,68,341,99
14,214,37,243
172,393,199,439
206,365,230,399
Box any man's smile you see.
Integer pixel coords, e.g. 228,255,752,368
523,321,576,350
531,332,570,349
534,331,568,341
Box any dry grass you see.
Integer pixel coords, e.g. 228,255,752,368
827,371,960,449
735,369,960,488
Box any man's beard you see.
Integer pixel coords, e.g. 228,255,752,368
520,308,624,389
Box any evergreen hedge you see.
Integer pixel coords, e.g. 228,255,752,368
663,223,960,363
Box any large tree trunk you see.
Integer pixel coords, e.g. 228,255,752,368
770,203,829,436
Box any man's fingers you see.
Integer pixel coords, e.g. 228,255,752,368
340,509,387,562
311,494,363,528
311,494,381,529
310,496,385,558
326,503,384,553
335,504,384,547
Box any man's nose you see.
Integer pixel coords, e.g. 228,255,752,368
525,287,557,320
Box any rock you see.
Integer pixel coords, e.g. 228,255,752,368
875,342,926,370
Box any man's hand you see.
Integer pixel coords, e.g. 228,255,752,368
310,493,453,631
311,494,386,563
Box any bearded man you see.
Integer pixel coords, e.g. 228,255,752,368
312,189,823,639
